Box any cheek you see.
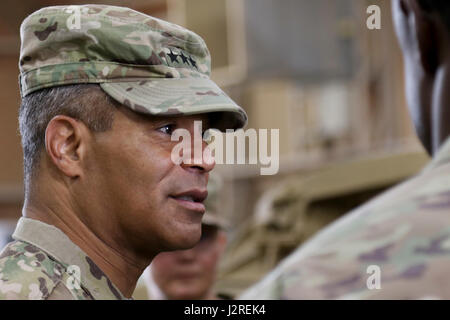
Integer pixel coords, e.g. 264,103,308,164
199,247,221,272
130,142,173,178
110,139,175,199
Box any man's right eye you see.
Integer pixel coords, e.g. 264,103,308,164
157,124,175,135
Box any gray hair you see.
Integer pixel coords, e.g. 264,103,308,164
18,84,117,197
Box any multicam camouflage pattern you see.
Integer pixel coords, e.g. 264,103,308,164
240,137,450,299
0,218,128,300
19,5,247,130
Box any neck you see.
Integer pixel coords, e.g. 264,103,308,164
23,196,152,298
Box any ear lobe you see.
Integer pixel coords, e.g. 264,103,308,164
45,115,84,178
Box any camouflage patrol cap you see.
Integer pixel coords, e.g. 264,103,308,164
203,173,228,230
18,5,247,131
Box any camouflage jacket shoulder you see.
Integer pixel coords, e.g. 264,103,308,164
240,137,450,299
0,240,77,299
1,217,128,300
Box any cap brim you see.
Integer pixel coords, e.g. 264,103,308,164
100,78,247,131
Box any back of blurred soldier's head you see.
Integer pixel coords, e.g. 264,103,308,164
145,173,228,300
393,0,450,155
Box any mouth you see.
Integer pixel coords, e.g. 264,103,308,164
169,189,208,213
175,272,200,281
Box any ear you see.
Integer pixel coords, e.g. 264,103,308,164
407,0,440,74
45,115,87,178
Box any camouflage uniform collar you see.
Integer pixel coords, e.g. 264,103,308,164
422,136,450,173
12,217,129,300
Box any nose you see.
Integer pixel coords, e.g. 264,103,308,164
181,135,215,173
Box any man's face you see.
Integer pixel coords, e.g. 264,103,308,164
83,106,215,255
150,224,226,299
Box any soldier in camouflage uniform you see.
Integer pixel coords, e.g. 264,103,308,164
240,0,450,299
0,5,247,300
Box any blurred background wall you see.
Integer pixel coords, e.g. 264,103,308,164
0,0,430,296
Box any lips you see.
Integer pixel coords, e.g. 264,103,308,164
175,272,200,281
170,189,208,213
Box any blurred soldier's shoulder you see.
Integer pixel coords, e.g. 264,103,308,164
0,240,72,300
241,150,450,299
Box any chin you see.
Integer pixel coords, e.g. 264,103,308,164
171,289,203,300
176,233,201,250
165,224,202,250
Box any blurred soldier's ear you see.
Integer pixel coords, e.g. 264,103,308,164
395,0,439,75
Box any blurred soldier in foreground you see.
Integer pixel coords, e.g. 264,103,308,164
135,174,229,300
0,5,246,300
241,0,450,299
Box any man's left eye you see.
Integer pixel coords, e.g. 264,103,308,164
158,124,175,135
